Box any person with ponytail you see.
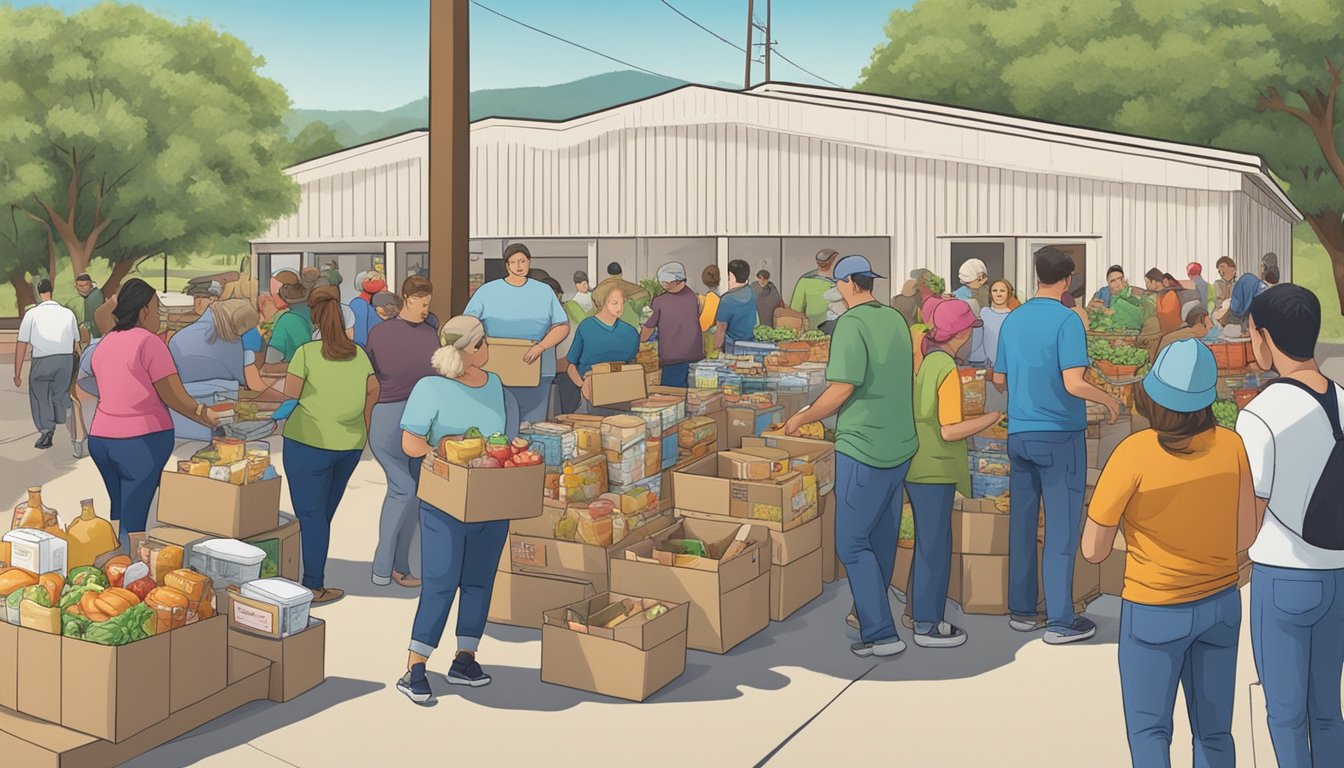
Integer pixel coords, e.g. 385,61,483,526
89,279,221,550
281,288,379,605
395,316,509,703
1082,339,1255,766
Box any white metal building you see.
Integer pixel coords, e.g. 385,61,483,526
252,82,1300,304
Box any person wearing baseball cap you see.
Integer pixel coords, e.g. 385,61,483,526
900,297,1003,649
785,253,918,659
1081,339,1252,766
789,248,840,330
570,270,593,313
993,246,1122,645
640,261,704,386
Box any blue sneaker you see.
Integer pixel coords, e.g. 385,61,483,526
397,663,433,704
1044,616,1097,645
446,652,492,687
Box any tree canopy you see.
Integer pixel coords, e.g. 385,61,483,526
0,3,299,300
859,0,1344,308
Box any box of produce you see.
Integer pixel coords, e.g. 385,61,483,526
418,434,546,523
507,504,674,596
752,325,798,344
541,593,688,702
745,435,836,496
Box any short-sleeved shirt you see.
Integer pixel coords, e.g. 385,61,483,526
268,304,313,362
464,278,567,378
168,308,246,386
1237,382,1344,570
826,301,918,468
90,327,177,438
569,316,640,377
401,372,507,448
996,298,1090,434
350,296,381,347
1088,428,1247,605
908,350,970,494
311,303,356,340
790,273,834,330
979,307,1011,370
715,286,758,345
282,342,374,451
18,300,79,358
241,328,264,367
643,288,704,366
366,316,440,404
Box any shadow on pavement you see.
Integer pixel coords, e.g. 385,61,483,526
123,677,384,768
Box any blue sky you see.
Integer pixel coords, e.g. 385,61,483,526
7,0,909,110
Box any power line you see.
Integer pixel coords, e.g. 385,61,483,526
771,47,843,88
658,0,745,53
471,1,681,82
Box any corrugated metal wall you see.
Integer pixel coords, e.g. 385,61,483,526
259,152,426,242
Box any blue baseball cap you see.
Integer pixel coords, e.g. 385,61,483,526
1142,339,1217,413
833,255,884,282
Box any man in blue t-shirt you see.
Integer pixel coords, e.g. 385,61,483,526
713,259,759,353
994,247,1122,646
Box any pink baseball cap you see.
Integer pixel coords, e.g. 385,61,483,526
1187,262,1203,277
920,296,949,324
927,299,982,343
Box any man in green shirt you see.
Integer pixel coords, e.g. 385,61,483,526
63,273,106,340
789,248,838,331
785,255,917,659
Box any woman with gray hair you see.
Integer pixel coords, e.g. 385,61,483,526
395,315,511,704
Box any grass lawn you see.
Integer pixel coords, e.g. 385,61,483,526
0,253,245,317
1290,223,1344,342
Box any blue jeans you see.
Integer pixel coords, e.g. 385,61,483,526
283,438,362,590
369,401,422,579
907,482,956,633
835,453,909,644
504,376,553,428
1007,430,1086,628
1119,588,1240,768
408,501,509,659
660,362,690,388
89,429,175,549
1251,564,1344,768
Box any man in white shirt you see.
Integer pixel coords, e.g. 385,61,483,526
1234,284,1344,767
14,278,79,450
570,270,593,313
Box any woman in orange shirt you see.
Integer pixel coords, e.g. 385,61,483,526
1082,339,1258,768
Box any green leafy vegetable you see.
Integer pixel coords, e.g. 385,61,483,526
62,611,91,639
67,566,110,590
925,274,946,296
59,583,104,611
752,325,798,342
799,330,828,341
1213,400,1239,429
84,603,155,646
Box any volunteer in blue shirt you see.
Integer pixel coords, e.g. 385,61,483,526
712,259,759,352
1089,265,1135,309
993,247,1123,645
396,315,509,705
567,281,640,411
167,296,266,441
464,243,569,425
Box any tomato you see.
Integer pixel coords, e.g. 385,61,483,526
486,444,513,462
503,460,516,468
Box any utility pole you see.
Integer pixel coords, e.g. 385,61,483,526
744,0,754,89
428,0,470,318
764,0,771,82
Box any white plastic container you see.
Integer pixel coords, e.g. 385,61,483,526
190,538,266,587
3,528,68,577
240,578,313,637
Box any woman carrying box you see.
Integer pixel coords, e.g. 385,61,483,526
396,315,509,704
1081,339,1256,767
567,282,640,413
281,289,379,605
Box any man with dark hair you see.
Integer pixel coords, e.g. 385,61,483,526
783,255,916,658
1158,304,1219,350
1219,254,1270,328
993,247,1122,644
1235,284,1344,766
14,278,79,449
753,269,783,327
1263,265,1280,286
64,272,106,340
1090,265,1134,309
713,259,758,351
571,270,593,313
606,261,622,277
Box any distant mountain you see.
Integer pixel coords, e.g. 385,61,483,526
285,71,738,146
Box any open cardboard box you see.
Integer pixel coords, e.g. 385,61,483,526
482,337,541,387
417,454,545,523
488,570,598,630
156,471,282,539
226,618,326,703
610,517,770,654
505,504,676,595
149,512,300,582
540,593,689,702
672,452,812,530
589,363,649,406
742,435,836,495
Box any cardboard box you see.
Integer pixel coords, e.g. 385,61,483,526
673,454,811,529
725,405,782,451
711,409,730,450
417,455,544,523
156,471,282,539
482,337,541,387
952,509,1011,556
589,363,649,406
0,649,270,768
611,518,771,653
60,632,171,742
772,548,823,621
17,627,61,723
540,593,689,702
226,619,326,702
505,507,675,596
169,616,227,713
742,434,836,496
820,493,836,583
150,515,300,583
719,447,792,480
1099,549,1126,596
489,570,599,629
0,621,15,711
958,554,1009,614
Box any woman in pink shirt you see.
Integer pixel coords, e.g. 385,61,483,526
89,280,220,550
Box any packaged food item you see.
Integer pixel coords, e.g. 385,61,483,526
439,437,485,465
0,567,39,599
164,569,211,612
3,528,68,577
240,577,313,637
66,499,119,569
20,598,61,633
558,453,607,504
214,437,246,464
190,538,266,587
12,486,58,530
38,572,63,605
678,416,718,448
145,586,190,632
572,504,614,547
520,422,577,466
103,555,133,588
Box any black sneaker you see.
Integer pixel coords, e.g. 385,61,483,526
446,652,492,687
1044,616,1097,645
397,663,434,704
35,432,53,449
913,621,968,649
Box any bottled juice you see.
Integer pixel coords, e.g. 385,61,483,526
12,486,57,530
66,499,118,568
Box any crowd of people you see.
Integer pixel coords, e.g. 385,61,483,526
11,242,1341,766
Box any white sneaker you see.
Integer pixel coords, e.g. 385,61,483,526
851,636,906,658
913,621,968,649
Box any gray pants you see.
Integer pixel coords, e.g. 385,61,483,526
369,400,420,578
29,354,74,434
505,376,554,428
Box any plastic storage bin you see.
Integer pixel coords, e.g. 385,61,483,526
190,538,266,587
240,577,313,637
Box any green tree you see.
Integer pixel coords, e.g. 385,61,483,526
858,0,1344,311
0,4,299,297
0,209,54,312
283,121,345,167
